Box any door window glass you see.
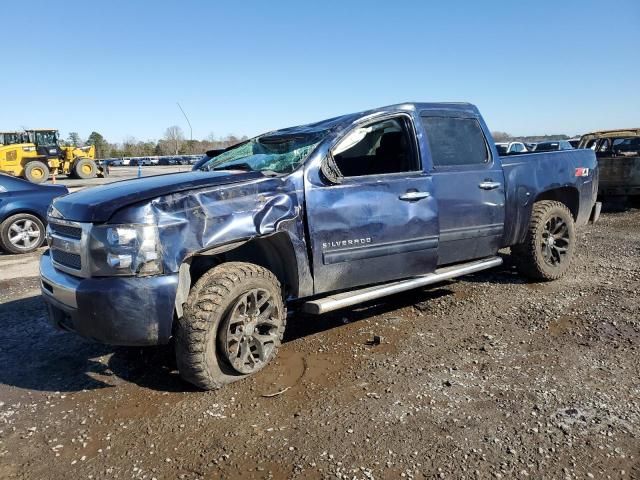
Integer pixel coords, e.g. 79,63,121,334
331,117,419,177
421,116,489,166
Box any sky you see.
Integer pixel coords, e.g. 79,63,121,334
2,0,639,143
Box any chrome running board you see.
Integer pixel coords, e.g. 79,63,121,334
303,256,503,314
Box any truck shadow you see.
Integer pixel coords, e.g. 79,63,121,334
0,294,190,393
600,196,640,213
284,254,526,343
284,286,455,343
462,253,528,285
0,257,523,394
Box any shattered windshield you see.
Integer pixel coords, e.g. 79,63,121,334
200,130,328,174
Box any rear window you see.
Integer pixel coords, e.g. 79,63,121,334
421,116,489,167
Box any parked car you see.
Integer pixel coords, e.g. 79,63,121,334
102,158,122,167
158,157,178,166
533,140,574,152
0,173,68,254
40,102,600,390
578,129,640,198
129,158,152,167
495,141,529,155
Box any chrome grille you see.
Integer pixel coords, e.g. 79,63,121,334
51,250,82,270
49,223,82,239
47,219,92,278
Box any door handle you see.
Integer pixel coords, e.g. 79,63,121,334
478,181,501,190
399,191,431,201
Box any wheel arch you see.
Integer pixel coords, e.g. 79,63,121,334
0,207,46,225
174,232,300,319
506,185,581,247
533,186,580,220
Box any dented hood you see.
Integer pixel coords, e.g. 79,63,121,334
52,170,264,222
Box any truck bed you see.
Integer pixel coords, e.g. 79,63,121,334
499,149,598,246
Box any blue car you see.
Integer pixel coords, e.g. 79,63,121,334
0,174,68,254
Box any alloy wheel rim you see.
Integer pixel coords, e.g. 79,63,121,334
220,288,281,374
8,219,41,250
541,215,570,267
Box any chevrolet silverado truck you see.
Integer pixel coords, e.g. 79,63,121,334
40,103,601,390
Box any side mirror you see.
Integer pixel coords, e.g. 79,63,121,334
320,153,342,184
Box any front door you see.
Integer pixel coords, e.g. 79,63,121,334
304,114,439,294
420,114,506,265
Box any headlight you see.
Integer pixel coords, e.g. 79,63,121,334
89,224,162,276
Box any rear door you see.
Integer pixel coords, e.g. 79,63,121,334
420,113,506,265
304,113,439,294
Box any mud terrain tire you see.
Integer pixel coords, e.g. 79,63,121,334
175,262,286,390
512,200,576,281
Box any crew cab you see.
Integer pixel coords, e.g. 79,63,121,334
40,103,600,390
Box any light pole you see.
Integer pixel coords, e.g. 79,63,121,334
177,102,193,152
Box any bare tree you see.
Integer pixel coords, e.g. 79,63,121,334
122,136,138,156
491,131,512,142
164,125,184,155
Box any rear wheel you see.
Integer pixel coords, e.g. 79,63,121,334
175,262,286,390
72,158,97,179
512,200,576,281
0,214,45,254
24,161,49,184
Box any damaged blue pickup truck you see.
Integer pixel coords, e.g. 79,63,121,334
41,103,601,389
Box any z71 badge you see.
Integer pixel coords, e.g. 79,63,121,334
322,237,371,249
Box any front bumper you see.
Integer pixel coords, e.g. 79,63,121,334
40,250,179,346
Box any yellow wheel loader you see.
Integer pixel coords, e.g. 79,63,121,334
0,129,100,184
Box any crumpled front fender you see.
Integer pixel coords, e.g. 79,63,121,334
109,171,313,298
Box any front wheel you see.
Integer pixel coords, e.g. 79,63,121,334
512,200,576,281
73,158,97,179
175,262,286,390
0,214,46,254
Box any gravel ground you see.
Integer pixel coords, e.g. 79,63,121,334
0,208,638,479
